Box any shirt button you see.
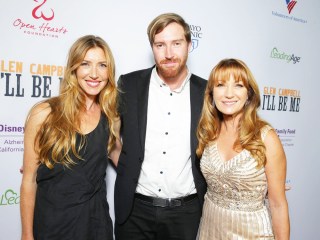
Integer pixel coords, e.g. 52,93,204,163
165,132,168,135
160,171,163,174
170,93,173,96
163,151,166,154
158,189,161,192
168,112,171,115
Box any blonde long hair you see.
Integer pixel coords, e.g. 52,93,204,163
196,58,268,168
34,35,118,169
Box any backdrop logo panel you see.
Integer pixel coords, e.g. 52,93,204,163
0,122,24,147
32,0,55,21
0,60,64,99
12,0,68,38
189,24,202,53
275,128,296,148
285,0,297,14
0,189,20,206
261,86,301,112
0,124,24,134
270,47,301,64
0,140,24,153
0,123,24,153
271,0,307,24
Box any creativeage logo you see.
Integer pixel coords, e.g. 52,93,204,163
0,189,20,206
12,0,68,38
285,0,297,14
189,24,203,52
270,47,301,64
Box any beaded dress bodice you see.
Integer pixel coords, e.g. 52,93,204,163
201,143,268,212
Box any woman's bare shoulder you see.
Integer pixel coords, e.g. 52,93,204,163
26,102,52,127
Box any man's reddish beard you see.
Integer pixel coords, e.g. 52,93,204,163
157,58,184,79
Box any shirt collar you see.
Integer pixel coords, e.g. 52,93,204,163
152,67,191,93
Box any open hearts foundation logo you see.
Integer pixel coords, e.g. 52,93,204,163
32,0,55,21
12,0,68,38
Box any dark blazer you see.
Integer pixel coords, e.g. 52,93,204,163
114,66,207,225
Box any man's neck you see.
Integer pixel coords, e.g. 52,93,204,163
159,67,189,91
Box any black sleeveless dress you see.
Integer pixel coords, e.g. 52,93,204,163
33,114,113,240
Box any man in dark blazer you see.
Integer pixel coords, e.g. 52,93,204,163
114,13,207,240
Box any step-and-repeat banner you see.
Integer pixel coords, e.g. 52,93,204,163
0,1,319,239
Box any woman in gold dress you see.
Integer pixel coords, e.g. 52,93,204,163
197,58,290,239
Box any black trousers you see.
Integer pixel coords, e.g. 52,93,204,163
115,195,201,240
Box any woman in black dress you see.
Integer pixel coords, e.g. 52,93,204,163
20,35,121,240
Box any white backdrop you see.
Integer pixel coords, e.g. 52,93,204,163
0,0,319,239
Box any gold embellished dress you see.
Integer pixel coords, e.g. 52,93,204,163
198,126,274,240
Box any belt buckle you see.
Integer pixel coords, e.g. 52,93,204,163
153,198,167,207
169,199,182,207
152,198,182,207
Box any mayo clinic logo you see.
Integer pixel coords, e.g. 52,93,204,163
0,189,20,206
189,24,203,53
12,0,68,38
285,0,297,14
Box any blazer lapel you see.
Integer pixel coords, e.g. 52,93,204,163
190,75,204,159
137,67,153,152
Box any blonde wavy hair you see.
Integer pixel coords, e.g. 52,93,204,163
34,35,119,169
196,58,269,168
